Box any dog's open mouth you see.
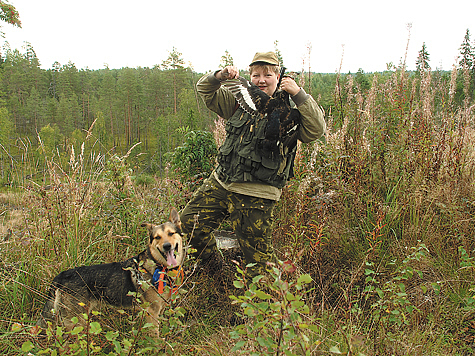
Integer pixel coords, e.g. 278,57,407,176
161,249,178,267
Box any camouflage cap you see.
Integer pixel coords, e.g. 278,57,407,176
249,51,280,66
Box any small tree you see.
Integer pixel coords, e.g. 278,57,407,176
355,68,371,91
458,29,474,70
39,123,63,155
456,29,475,103
167,127,217,188
416,42,431,73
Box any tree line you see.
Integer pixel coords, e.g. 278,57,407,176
0,29,474,179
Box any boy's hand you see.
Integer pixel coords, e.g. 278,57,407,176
216,66,239,81
280,77,300,96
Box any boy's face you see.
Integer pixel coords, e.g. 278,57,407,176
250,67,280,96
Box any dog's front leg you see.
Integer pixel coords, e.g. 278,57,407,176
142,289,166,338
145,301,165,338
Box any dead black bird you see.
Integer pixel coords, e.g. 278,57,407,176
222,67,302,155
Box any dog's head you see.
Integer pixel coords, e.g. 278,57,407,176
141,208,184,268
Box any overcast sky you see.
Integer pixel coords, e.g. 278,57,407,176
1,0,474,74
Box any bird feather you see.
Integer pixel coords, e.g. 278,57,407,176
222,74,302,155
222,77,259,116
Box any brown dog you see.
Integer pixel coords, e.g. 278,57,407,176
36,208,185,337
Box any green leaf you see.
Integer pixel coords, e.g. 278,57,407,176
234,280,245,289
231,340,246,352
431,282,441,295
244,307,258,317
113,340,122,352
291,300,305,309
297,274,312,284
22,341,34,352
329,345,343,354
255,290,272,299
256,301,270,311
89,321,102,334
286,292,297,301
299,304,310,314
71,326,84,335
251,274,263,284
257,336,275,348
106,330,118,341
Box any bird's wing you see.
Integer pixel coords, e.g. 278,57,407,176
222,76,270,116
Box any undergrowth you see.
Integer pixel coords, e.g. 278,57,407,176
0,61,475,355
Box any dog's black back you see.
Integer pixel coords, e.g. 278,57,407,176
51,258,138,306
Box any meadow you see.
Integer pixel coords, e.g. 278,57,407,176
1,60,475,355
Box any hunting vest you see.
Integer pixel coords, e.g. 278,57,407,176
216,107,296,189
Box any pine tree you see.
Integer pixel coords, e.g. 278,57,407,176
416,42,431,73
117,67,139,147
57,61,80,99
161,47,186,115
25,86,42,132
456,29,475,103
355,68,370,91
458,29,474,70
98,67,117,146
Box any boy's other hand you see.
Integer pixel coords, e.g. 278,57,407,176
280,77,300,96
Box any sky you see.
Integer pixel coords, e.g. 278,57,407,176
1,0,474,74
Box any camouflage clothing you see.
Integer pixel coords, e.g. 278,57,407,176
181,174,276,276
181,69,325,276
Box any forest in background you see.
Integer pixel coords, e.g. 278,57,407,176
0,31,474,187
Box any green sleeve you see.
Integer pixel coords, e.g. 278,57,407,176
291,89,326,143
196,71,237,119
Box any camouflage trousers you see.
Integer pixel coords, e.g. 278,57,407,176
180,174,277,276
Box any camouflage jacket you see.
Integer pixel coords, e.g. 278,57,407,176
197,71,326,200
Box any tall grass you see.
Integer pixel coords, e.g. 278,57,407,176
272,62,475,353
0,61,474,355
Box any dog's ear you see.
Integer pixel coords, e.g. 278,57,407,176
169,208,181,231
142,223,155,244
141,223,153,234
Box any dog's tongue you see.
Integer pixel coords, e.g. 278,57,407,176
166,250,178,267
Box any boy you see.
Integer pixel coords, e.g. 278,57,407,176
181,51,325,276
